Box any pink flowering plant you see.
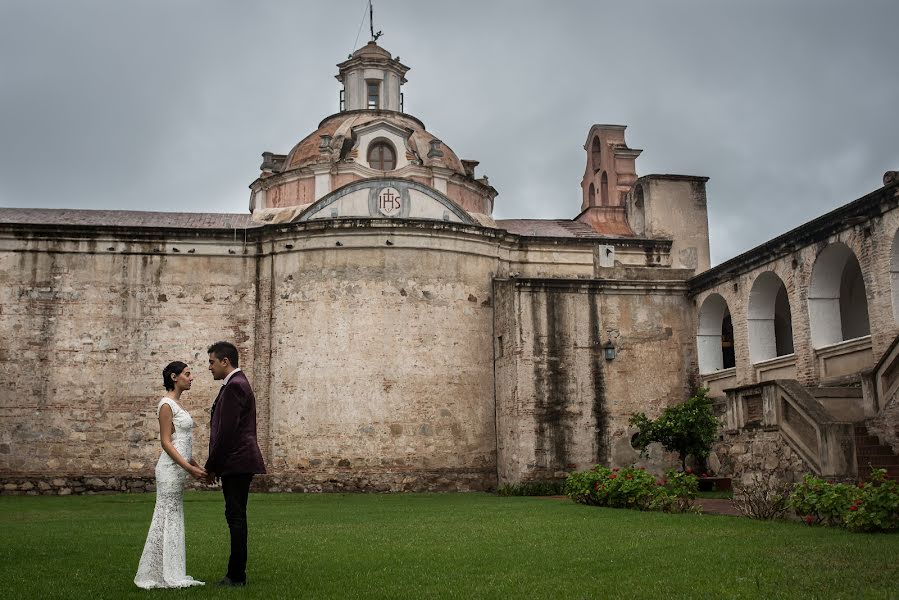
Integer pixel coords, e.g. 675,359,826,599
788,475,857,527
565,465,698,513
842,470,899,532
788,469,898,532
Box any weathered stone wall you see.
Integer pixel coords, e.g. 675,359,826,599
1,217,704,493
263,226,501,491
0,232,258,482
637,176,711,272
266,175,316,209
712,428,811,487
494,270,696,484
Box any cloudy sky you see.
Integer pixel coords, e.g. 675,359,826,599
1,1,896,264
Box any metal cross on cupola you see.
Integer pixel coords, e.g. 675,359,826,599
336,25,409,113
369,0,383,42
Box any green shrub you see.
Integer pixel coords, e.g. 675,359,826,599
497,480,566,497
630,388,719,472
789,469,899,532
789,475,858,527
565,465,698,513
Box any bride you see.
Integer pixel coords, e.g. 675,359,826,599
134,361,207,589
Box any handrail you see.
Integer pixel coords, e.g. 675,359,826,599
871,331,899,376
724,379,856,478
867,332,899,415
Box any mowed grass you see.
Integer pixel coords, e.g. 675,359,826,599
1,492,897,600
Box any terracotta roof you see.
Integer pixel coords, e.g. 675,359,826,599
283,111,467,177
495,219,605,238
0,208,259,229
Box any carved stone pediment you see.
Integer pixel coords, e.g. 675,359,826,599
294,177,474,225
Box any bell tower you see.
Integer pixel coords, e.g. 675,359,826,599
336,42,410,113
576,124,642,236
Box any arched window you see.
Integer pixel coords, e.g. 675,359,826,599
697,294,735,373
748,271,793,363
808,242,870,347
588,183,596,206
591,137,602,172
367,142,396,171
600,172,609,206
722,311,735,369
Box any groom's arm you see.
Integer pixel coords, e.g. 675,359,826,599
205,385,246,473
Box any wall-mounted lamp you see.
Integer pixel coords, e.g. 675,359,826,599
603,339,617,361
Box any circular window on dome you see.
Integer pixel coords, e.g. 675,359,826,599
367,141,396,171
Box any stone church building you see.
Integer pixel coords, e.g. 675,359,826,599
1,42,897,494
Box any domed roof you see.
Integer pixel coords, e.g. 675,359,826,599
282,110,467,177
351,41,392,59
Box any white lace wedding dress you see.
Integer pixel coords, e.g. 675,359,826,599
134,398,205,589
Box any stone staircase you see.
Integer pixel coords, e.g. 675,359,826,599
854,424,899,480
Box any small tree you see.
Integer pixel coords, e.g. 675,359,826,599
630,388,719,472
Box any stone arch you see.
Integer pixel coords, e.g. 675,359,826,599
891,229,899,324
295,177,476,225
600,172,609,207
588,183,596,207
808,242,871,348
748,271,794,363
591,137,602,172
631,183,646,235
698,293,735,373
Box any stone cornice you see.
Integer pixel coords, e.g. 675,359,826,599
501,276,690,294
689,182,899,294
318,110,426,131
0,212,679,260
640,174,710,183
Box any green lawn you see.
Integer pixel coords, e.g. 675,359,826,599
1,492,897,599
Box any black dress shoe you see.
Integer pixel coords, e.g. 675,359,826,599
216,576,246,587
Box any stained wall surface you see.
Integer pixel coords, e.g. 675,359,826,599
494,271,696,484
0,218,704,493
0,234,258,480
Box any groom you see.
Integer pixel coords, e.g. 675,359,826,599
205,341,266,588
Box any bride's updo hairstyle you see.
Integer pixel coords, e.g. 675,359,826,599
162,361,189,391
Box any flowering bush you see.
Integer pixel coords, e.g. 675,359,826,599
842,470,899,533
565,466,697,513
788,475,857,527
789,469,899,532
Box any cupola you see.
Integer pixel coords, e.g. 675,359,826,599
336,41,410,112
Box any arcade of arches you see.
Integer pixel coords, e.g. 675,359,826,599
690,180,899,405
689,180,899,485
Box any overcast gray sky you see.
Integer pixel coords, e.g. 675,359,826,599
1,1,897,264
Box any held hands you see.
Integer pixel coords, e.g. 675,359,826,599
187,464,207,480
204,471,218,485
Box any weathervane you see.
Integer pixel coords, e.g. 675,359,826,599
369,0,383,41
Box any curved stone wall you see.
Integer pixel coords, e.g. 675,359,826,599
264,227,502,491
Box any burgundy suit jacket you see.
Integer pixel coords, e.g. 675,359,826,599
205,370,266,476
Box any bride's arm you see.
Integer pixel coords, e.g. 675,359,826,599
158,403,206,479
